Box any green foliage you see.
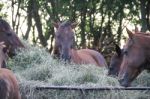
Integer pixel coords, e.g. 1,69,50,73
2,0,148,62
0,3,7,18
0,3,3,11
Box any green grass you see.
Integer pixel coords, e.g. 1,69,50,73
7,40,150,99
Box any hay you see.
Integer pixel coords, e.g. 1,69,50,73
7,40,150,99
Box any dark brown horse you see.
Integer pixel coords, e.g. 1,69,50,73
0,19,24,57
118,28,150,87
52,21,107,67
0,42,21,99
108,44,123,77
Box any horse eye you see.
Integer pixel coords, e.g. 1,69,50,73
6,32,12,36
109,66,113,70
123,50,128,55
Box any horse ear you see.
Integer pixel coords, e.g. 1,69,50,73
126,28,134,39
115,44,121,56
71,22,77,28
53,22,60,28
135,25,139,32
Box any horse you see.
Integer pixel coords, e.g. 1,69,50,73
0,19,24,57
0,68,21,99
108,44,123,77
118,28,150,87
108,27,150,78
52,21,107,67
0,42,21,99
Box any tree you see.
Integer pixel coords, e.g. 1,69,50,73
2,0,148,61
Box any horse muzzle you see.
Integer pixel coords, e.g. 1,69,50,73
119,78,130,87
61,54,71,62
107,70,118,77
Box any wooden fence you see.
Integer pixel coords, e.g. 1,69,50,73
35,86,150,99
36,86,150,91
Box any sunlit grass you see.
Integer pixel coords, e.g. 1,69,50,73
7,40,150,99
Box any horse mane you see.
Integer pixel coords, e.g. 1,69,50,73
0,19,11,31
60,20,72,27
135,32,150,36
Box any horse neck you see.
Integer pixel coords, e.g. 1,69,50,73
137,35,150,58
70,49,81,62
10,29,24,48
136,34,150,47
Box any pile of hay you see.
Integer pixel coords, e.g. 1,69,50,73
8,41,150,99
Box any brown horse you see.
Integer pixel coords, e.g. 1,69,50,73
0,42,21,99
108,44,123,77
108,27,150,78
118,28,150,87
52,21,107,67
0,19,24,57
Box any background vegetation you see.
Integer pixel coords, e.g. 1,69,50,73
0,0,150,60
0,1,150,98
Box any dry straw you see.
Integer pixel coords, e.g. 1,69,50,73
7,40,150,99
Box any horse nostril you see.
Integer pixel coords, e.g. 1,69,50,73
107,71,112,76
119,79,129,87
61,54,71,62
118,78,123,83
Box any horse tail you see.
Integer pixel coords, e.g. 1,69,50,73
89,50,108,67
0,78,10,99
80,49,108,67
95,53,108,67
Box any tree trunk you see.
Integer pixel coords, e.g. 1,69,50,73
140,0,147,32
146,0,150,31
80,2,87,48
24,0,33,40
32,0,47,47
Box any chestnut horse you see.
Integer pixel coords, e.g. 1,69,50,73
0,42,21,99
52,21,107,67
108,27,150,78
118,28,150,87
0,19,24,57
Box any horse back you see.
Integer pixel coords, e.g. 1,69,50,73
0,68,21,99
77,49,107,67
